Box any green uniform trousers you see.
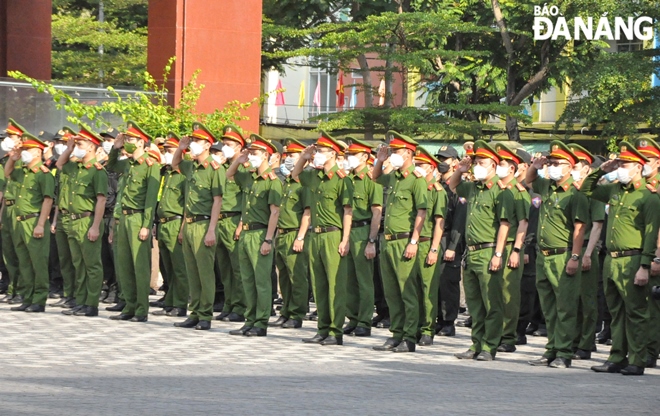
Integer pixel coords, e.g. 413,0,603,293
604,255,650,368
575,249,599,351
183,220,216,321
536,251,581,360
501,248,523,347
68,216,104,307
238,229,273,329
275,230,309,321
55,216,76,299
158,219,188,309
346,226,375,329
216,215,246,315
415,240,441,337
14,217,50,306
464,247,505,355
309,230,347,337
115,212,152,317
380,237,420,343
647,273,660,361
1,206,22,296
111,220,124,302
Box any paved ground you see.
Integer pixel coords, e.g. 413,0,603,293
0,299,658,415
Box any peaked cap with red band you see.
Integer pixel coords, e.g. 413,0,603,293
634,138,660,159
164,132,180,148
5,118,26,136
147,148,162,163
473,140,501,163
567,143,595,165
464,141,475,156
221,124,245,146
617,141,648,164
336,140,348,156
21,132,47,150
190,122,216,144
367,154,375,165
414,146,440,168
77,125,102,146
283,138,306,154
495,143,523,164
549,140,579,166
249,134,278,155
315,130,342,154
386,130,418,152
344,136,374,155
125,120,153,143
57,127,77,142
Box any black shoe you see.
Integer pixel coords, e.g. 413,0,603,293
149,299,164,308
393,340,416,352
302,334,327,344
438,325,455,336
51,297,70,307
591,361,624,373
497,344,516,353
151,308,172,316
225,312,246,322
376,318,390,328
246,327,267,337
105,302,126,312
596,327,611,344
270,307,276,317
572,349,591,360
215,311,230,321
213,302,224,313
525,324,538,335
476,351,494,361
418,334,433,346
620,365,644,376
306,310,318,321
454,349,477,359
281,319,301,328
371,314,386,327
605,338,612,346
549,357,571,368
516,334,528,345
62,305,85,316
373,338,401,351
49,291,62,299
342,325,356,335
457,317,472,328
76,306,98,317
61,298,77,309
8,294,24,305
174,318,199,328
532,327,548,337
273,297,283,305
103,291,117,304
0,294,13,303
10,303,30,312
320,336,342,346
269,316,288,327
229,326,252,336
353,327,371,337
130,315,148,322
25,304,45,313
166,308,187,317
528,356,553,366
109,313,134,321
646,356,658,368
195,321,211,330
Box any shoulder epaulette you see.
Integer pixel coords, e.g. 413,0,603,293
268,171,277,180
336,169,346,178
433,182,443,191
145,158,154,167
412,170,423,178
210,160,220,170
40,165,50,173
646,184,657,193
497,180,506,189
516,183,527,192
94,162,103,170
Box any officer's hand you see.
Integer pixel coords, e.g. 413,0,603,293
566,258,579,276
177,229,183,245
204,229,216,246
364,242,376,260
426,250,438,266
87,226,99,242
376,145,389,163
236,149,250,164
338,240,350,257
114,133,125,149
108,228,114,244
404,243,418,259
600,159,618,173
634,267,649,286
151,225,157,239
444,249,456,262
178,136,190,150
50,223,57,234
531,155,547,170
524,254,530,264
507,251,520,269
301,145,316,161
234,224,242,241
9,150,20,161
489,255,502,271
651,261,660,276
33,224,45,239
138,227,149,241
66,137,76,151
260,241,272,256
581,255,592,271
293,238,304,253
456,157,472,173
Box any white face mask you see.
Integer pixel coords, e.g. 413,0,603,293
102,141,114,154
603,171,618,183
20,150,34,164
72,146,87,160
537,168,547,179
571,169,582,182
473,164,490,181
642,163,654,178
118,155,128,161
617,167,633,184
283,156,296,170
342,159,351,172
414,166,428,178
189,141,204,157
248,154,263,169
1,137,15,152
313,152,328,168
389,153,404,169
280,164,291,177
54,143,67,156
548,165,565,181
163,152,174,165
221,145,236,159
347,155,361,170
495,165,510,179
211,154,223,165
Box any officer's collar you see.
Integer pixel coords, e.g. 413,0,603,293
352,165,370,180
319,163,339,179
78,157,98,169
477,175,499,190
551,175,575,192
624,177,645,190
395,164,415,178
252,166,272,180
27,160,44,173
194,155,214,169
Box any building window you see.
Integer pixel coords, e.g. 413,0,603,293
617,39,643,52
308,69,337,117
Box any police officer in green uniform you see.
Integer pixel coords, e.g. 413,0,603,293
215,124,248,322
343,137,383,338
585,143,660,375
5,133,55,312
526,141,589,368
493,144,531,353
106,121,161,322
292,131,353,346
412,146,447,346
372,131,428,353
450,141,515,361
55,126,108,317
172,124,224,330
226,135,282,337
152,133,188,317
271,138,311,329
567,144,605,360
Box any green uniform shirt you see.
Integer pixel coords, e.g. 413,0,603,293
299,165,352,229
157,166,186,218
221,162,246,213
0,160,5,193
420,181,448,238
377,165,428,235
107,148,161,228
350,166,383,222
11,161,55,215
3,159,22,201
277,176,310,229
179,156,225,217
532,177,589,249
60,159,109,213
504,178,531,242
582,171,660,266
456,176,515,246
235,167,283,226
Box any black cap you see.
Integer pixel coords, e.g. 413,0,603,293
515,148,532,164
592,155,606,168
39,130,58,142
271,140,283,154
210,142,223,152
100,127,119,139
434,145,459,159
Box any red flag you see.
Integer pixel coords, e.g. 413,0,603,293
275,79,285,106
336,71,345,108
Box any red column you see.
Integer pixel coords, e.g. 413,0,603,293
148,0,263,134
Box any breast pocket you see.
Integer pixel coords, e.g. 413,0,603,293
353,192,368,211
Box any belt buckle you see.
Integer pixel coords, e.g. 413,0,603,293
71,214,76,220
541,250,549,256
384,234,392,241
243,224,249,231
468,245,475,251
185,218,192,224
16,216,20,222
122,210,127,215
314,227,322,233
611,252,619,258
160,218,166,223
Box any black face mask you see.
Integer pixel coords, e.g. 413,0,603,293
437,162,450,174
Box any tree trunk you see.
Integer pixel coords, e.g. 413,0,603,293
356,53,374,140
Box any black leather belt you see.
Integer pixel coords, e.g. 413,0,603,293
5,200,14,206
122,209,144,215
159,215,182,224
352,220,371,228
384,232,411,241
185,215,210,224
242,223,267,231
69,212,93,221
468,242,496,251
278,227,298,235
16,213,40,222
609,249,642,258
540,247,571,256
219,212,241,220
314,226,341,234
